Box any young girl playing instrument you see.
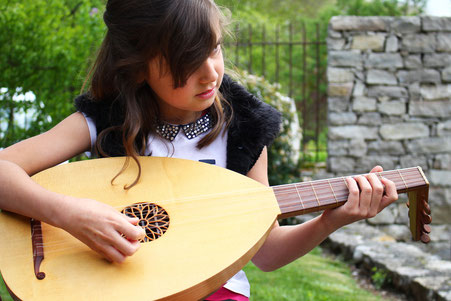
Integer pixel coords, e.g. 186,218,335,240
0,0,398,300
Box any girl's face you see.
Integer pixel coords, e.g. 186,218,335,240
146,39,224,125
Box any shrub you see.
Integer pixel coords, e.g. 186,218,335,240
233,70,302,185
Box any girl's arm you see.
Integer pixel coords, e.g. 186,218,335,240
247,147,398,272
0,112,144,263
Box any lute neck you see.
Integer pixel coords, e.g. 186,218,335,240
273,167,429,219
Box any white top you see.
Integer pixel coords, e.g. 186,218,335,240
82,114,250,297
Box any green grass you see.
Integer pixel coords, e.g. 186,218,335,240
0,248,381,301
243,247,382,301
0,274,13,301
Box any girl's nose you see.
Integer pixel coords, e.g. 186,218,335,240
199,58,219,84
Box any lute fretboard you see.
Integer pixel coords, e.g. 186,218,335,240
273,167,429,219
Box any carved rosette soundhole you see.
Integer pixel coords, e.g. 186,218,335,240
121,203,170,243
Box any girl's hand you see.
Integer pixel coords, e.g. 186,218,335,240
322,166,398,230
56,196,146,263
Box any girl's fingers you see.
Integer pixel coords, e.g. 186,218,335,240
109,230,142,257
345,177,360,210
379,177,399,211
119,215,146,241
101,244,127,263
366,173,384,217
354,175,372,215
370,165,383,173
126,216,140,225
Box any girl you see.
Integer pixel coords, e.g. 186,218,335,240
0,0,398,300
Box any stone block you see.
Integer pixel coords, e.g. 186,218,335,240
328,112,357,125
357,113,382,125
429,170,451,187
330,16,389,32
353,80,365,96
397,70,420,83
329,125,379,140
349,138,367,157
433,154,451,170
397,69,441,84
404,55,422,69
437,120,451,136
380,225,412,242
353,97,377,112
327,38,346,50
355,155,397,172
420,69,442,83
410,100,451,118
328,82,354,97
401,34,436,53
380,123,429,140
443,66,451,82
327,67,354,83
390,17,421,34
328,140,349,156
328,97,349,112
378,100,406,116
368,140,405,155
365,53,403,69
429,187,451,224
328,28,342,38
420,84,451,100
351,35,385,51
399,155,428,169
406,137,451,154
329,50,363,67
328,156,356,173
422,16,451,32
367,86,408,98
408,82,422,101
437,33,451,52
367,208,396,225
385,35,399,52
424,53,451,67
366,69,398,85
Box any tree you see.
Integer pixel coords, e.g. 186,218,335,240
0,0,105,148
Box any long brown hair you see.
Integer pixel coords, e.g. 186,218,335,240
84,0,232,189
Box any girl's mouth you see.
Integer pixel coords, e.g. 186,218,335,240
196,88,216,99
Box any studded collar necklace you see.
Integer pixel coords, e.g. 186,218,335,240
155,112,212,141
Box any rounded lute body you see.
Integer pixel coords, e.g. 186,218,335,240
0,157,280,300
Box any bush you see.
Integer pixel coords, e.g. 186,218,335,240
233,70,302,185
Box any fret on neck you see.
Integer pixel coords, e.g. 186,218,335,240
273,167,428,219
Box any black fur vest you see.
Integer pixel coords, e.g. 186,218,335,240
74,75,281,175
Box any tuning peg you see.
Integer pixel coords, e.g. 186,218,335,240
422,212,432,224
423,201,431,215
420,233,431,244
423,224,431,234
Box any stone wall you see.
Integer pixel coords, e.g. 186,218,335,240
327,16,451,224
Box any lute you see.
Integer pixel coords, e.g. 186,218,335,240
0,157,431,300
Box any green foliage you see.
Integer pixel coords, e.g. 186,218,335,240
217,0,335,22
371,266,392,289
244,247,383,300
0,0,105,148
330,0,427,16
233,70,302,185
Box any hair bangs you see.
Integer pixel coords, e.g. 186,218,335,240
161,0,223,88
